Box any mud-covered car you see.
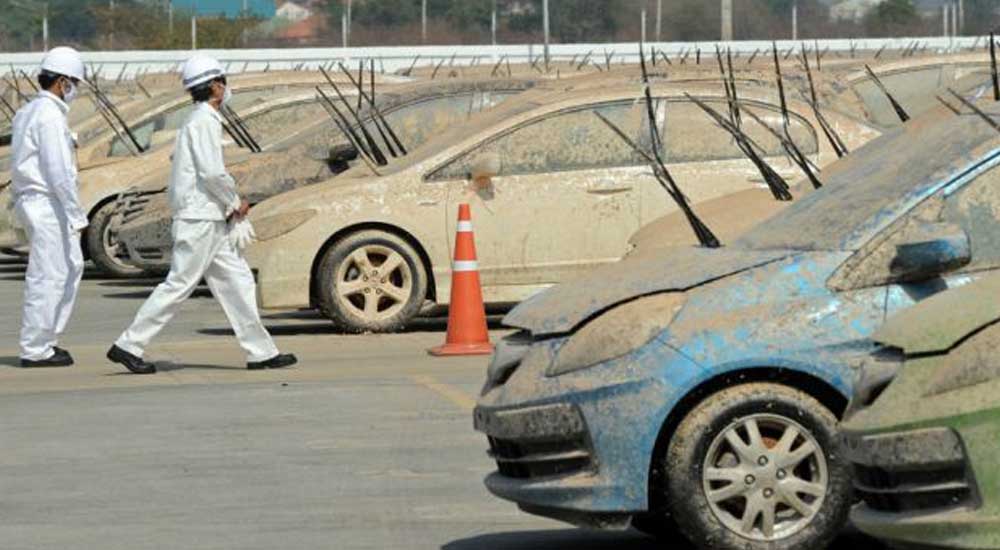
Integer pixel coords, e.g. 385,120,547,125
0,72,373,257
842,274,1000,549
112,78,536,273
472,101,1000,549
245,81,877,333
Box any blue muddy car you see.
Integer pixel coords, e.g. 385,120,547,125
474,103,1000,549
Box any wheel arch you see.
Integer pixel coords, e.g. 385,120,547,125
645,366,848,513
308,222,437,308
81,193,119,260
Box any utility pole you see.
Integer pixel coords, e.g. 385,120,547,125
953,1,959,38
346,0,352,46
422,0,428,44
42,2,49,52
792,1,798,41
109,0,115,50
721,0,733,41
641,7,647,44
168,0,174,37
491,0,497,50
656,0,662,42
958,0,964,35
543,0,550,69
943,4,949,38
192,13,197,49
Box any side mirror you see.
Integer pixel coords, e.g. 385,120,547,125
889,221,971,283
468,153,501,187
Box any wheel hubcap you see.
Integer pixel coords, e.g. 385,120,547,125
102,222,132,270
335,245,412,322
702,413,827,542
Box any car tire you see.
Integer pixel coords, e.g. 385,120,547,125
316,230,428,333
631,512,681,540
663,382,851,550
86,201,143,278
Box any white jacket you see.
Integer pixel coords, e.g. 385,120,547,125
10,91,88,230
169,102,241,221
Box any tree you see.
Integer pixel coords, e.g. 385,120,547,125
864,0,920,36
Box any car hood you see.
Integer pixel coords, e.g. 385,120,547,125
503,245,799,335
874,272,1000,355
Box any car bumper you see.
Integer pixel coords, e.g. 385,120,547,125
844,427,991,547
474,341,699,527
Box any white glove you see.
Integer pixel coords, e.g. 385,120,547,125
228,218,257,253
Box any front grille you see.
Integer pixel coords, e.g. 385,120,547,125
475,403,593,480
488,435,592,479
853,461,974,513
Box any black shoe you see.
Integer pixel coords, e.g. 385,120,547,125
248,353,298,370
106,345,156,375
21,350,74,368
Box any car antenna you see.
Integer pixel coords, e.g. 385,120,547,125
947,88,1000,133
801,45,848,157
631,41,720,248
685,93,794,201
864,65,910,123
772,43,822,189
318,66,388,165
991,32,1000,102
336,62,406,157
316,86,381,174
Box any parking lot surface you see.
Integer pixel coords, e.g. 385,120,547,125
0,253,884,549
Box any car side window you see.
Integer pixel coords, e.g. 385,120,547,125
663,99,818,163
853,67,944,128
941,164,1000,271
428,101,646,181
374,95,476,153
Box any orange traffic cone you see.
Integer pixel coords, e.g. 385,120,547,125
429,204,493,357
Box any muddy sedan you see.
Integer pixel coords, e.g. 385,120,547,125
246,82,876,333
473,101,1000,549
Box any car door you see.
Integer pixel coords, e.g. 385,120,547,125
641,97,818,226
426,100,646,300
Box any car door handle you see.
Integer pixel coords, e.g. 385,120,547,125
587,180,632,194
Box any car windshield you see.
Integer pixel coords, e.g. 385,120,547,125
738,108,1000,252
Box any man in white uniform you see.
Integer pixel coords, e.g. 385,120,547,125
107,55,296,375
11,47,87,368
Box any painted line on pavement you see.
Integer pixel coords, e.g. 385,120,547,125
411,375,476,411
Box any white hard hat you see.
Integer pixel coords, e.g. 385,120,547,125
40,46,85,81
181,54,226,90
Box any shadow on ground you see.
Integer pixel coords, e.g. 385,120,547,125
442,529,887,550
198,312,507,337
104,362,254,375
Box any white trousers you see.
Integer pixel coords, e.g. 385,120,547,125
16,194,84,360
115,219,279,363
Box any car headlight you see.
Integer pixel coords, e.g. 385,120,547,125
253,209,317,241
547,292,686,377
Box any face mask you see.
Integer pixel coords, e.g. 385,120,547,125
62,81,78,104
222,86,232,106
